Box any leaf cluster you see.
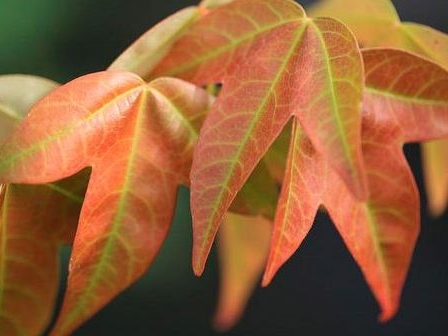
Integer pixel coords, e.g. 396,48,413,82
0,0,447,335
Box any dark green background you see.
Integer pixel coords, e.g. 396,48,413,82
1,0,448,335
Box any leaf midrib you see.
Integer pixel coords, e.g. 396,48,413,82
195,21,308,271
266,119,301,279
0,86,142,177
365,87,448,107
0,102,85,205
311,21,359,186
0,104,21,122
149,87,200,140
363,202,392,302
0,190,27,336
59,90,149,331
0,188,9,316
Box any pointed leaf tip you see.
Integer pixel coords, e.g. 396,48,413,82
262,119,321,288
261,266,275,287
193,255,206,276
378,305,398,323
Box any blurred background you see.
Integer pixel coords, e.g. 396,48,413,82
1,0,448,335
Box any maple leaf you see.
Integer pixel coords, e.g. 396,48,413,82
150,0,368,275
0,71,214,335
309,0,448,215
214,212,272,331
263,48,448,321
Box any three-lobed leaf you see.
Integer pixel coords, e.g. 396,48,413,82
0,71,214,335
151,0,367,275
264,48,448,320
